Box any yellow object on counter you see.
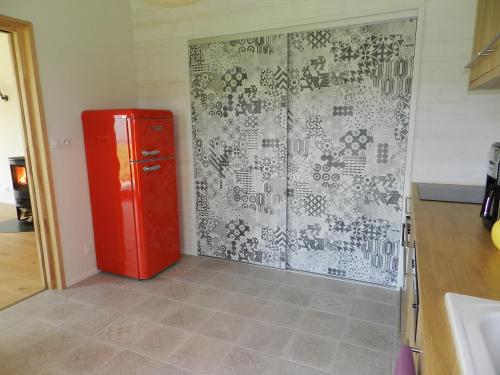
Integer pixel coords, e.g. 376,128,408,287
492,220,500,250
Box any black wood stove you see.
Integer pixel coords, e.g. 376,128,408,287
8,156,33,224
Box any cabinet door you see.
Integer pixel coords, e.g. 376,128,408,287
404,271,416,347
469,0,500,88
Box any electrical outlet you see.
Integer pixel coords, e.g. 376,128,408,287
84,243,95,255
50,137,73,150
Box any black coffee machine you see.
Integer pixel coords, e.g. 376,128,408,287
480,142,500,230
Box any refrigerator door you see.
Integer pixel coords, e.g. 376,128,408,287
130,157,180,278
128,116,175,162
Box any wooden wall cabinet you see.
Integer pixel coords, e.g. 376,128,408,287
468,0,500,89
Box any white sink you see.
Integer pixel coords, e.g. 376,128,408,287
445,293,500,375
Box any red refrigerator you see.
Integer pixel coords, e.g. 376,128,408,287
82,109,180,279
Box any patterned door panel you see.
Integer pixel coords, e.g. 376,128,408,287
190,35,289,268
286,19,416,286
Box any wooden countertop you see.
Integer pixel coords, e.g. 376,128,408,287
411,183,500,375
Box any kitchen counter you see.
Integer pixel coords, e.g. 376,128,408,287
411,183,500,374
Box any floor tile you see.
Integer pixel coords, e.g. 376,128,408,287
158,262,194,280
97,350,189,375
237,320,293,357
219,293,265,318
217,260,255,276
35,299,89,325
186,286,234,309
272,285,313,307
162,303,214,331
52,338,118,375
343,318,395,353
315,277,358,296
310,292,354,316
131,324,187,361
198,312,249,343
59,305,121,336
248,266,286,282
355,284,398,305
332,342,393,375
71,284,149,312
299,310,347,340
350,298,397,326
254,300,305,329
215,346,279,375
168,334,232,374
128,295,181,321
95,315,154,347
21,326,86,367
155,279,202,301
283,271,321,290
237,277,280,298
204,272,246,291
195,257,231,272
275,359,330,375
176,269,218,284
115,277,172,296
284,331,339,372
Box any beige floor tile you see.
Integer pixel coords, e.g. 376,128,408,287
36,299,89,325
237,277,280,298
186,286,234,309
272,285,313,307
71,284,149,312
162,302,214,331
0,291,65,322
309,292,354,316
97,350,189,375
158,262,195,280
275,359,330,375
195,257,233,272
198,312,249,343
237,320,293,357
21,327,87,366
52,339,118,375
284,331,339,371
350,298,397,326
298,310,347,340
355,284,398,305
332,342,393,375
215,346,280,375
176,269,218,284
343,318,395,353
131,324,187,361
247,266,285,282
219,293,265,318
204,272,246,291
95,315,155,347
128,295,181,321
283,271,321,290
216,260,255,276
168,334,232,374
315,277,358,296
59,305,121,336
155,279,202,301
255,300,305,329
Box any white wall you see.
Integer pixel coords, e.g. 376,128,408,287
0,32,25,204
128,0,500,256
0,0,138,285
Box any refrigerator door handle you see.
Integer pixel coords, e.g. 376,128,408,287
142,165,162,173
141,149,161,157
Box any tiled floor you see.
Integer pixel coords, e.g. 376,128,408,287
0,255,399,375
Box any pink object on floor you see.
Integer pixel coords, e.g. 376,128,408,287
394,345,416,375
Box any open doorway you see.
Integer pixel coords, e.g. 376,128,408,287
0,14,65,308
0,31,45,308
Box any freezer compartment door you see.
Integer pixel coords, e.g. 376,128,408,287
130,157,181,278
128,116,175,161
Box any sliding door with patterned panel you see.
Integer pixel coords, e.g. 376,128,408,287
286,19,417,286
190,35,288,268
